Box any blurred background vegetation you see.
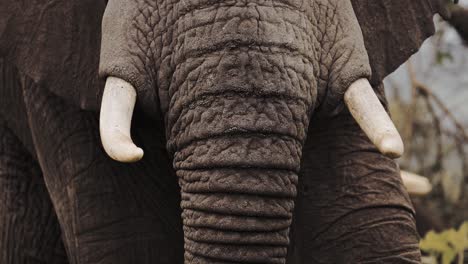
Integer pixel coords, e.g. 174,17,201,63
383,1,468,262
386,0,468,230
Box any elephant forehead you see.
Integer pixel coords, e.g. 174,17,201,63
128,0,348,75
166,48,317,118
170,3,321,65
101,0,369,118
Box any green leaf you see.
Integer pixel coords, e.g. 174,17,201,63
442,247,457,264
420,231,452,252
445,228,464,252
420,222,468,264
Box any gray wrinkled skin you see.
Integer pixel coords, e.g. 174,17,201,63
100,0,371,118
0,0,437,263
100,1,371,263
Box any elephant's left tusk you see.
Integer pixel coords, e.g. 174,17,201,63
100,77,144,163
401,170,432,196
344,78,404,158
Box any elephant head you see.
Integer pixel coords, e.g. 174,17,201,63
0,0,444,263
96,0,440,262
98,0,405,163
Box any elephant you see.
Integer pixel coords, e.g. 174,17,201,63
0,0,447,263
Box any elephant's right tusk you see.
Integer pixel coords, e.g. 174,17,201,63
344,78,404,159
401,170,432,196
100,77,144,163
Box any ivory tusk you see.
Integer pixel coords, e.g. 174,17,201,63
100,77,144,162
344,78,404,158
401,170,432,196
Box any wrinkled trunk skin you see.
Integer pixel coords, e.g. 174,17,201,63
166,21,313,264
171,87,309,262
162,4,316,263
101,0,370,262
145,2,331,262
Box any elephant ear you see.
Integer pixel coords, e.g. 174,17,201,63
0,0,107,111
352,0,441,86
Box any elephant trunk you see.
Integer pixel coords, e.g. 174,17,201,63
173,135,305,263
166,54,314,262
159,4,317,263
178,168,297,263
174,135,303,263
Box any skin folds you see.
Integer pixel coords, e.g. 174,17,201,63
99,1,385,263
0,0,446,263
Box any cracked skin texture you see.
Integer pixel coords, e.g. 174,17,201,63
0,0,435,263
101,0,416,263
289,100,419,263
